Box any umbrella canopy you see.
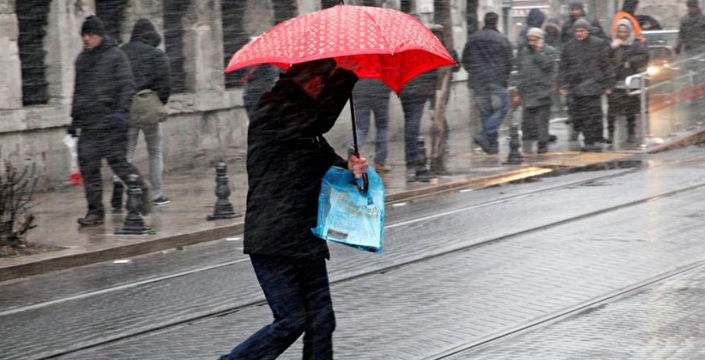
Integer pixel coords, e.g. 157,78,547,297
224,5,456,93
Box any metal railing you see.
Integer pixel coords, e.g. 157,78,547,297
626,52,705,150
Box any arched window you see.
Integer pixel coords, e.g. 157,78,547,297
95,0,129,44
16,0,52,106
222,0,250,88
164,0,192,94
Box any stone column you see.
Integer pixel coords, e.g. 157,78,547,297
182,0,225,93
44,0,93,105
0,0,23,109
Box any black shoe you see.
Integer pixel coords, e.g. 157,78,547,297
78,213,104,226
549,134,557,143
537,142,549,154
153,195,171,206
474,135,494,155
581,144,603,153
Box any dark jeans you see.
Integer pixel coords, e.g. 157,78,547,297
474,87,509,144
77,130,144,216
572,95,604,145
349,94,390,165
521,104,551,144
401,94,430,165
607,89,638,136
219,255,335,360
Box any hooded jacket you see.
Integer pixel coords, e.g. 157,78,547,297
678,6,705,54
544,18,562,49
462,26,514,91
517,9,547,53
120,19,171,104
244,68,357,259
560,32,615,97
611,19,649,88
70,36,134,133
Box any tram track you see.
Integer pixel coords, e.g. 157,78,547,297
29,156,705,360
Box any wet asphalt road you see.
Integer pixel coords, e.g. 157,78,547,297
4,149,705,360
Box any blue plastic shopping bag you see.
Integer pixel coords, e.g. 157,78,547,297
312,166,385,253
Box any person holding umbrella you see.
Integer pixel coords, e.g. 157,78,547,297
220,5,454,359
218,59,367,360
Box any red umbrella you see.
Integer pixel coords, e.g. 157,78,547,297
225,4,456,192
224,5,455,94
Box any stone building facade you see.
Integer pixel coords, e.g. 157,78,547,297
0,0,503,189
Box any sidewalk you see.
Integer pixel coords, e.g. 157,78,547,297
0,119,691,282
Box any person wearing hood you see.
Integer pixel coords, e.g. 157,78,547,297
111,18,172,208
516,9,546,55
561,2,607,44
607,19,649,144
68,15,148,226
559,18,615,152
677,0,705,55
544,18,562,50
611,0,645,44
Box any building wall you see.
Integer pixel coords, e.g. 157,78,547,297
0,0,485,190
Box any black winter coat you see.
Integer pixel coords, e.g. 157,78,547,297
610,41,649,87
70,37,134,133
244,69,358,259
462,26,513,92
559,35,615,97
121,19,171,104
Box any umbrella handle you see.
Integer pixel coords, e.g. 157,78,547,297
349,93,368,194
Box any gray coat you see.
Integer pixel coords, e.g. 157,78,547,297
517,44,557,108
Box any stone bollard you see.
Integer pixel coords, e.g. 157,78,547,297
414,136,431,182
207,162,239,220
115,174,150,235
506,125,523,165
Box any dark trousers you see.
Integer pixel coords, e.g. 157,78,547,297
607,89,638,136
400,94,430,165
77,131,143,216
521,104,551,144
572,96,604,145
219,255,335,360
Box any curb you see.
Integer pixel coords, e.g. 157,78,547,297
0,166,554,282
648,125,705,154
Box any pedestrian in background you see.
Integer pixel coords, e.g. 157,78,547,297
517,28,557,154
607,20,649,144
462,12,513,155
677,0,705,56
218,59,367,360
544,18,564,117
516,9,546,55
561,2,606,44
349,79,392,173
68,15,148,226
114,18,172,208
243,64,280,121
559,19,614,152
400,69,436,170
611,0,645,44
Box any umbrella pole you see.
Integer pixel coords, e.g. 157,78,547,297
350,94,360,157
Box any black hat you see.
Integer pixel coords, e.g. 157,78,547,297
570,2,585,10
81,15,106,37
687,0,699,8
484,12,499,27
